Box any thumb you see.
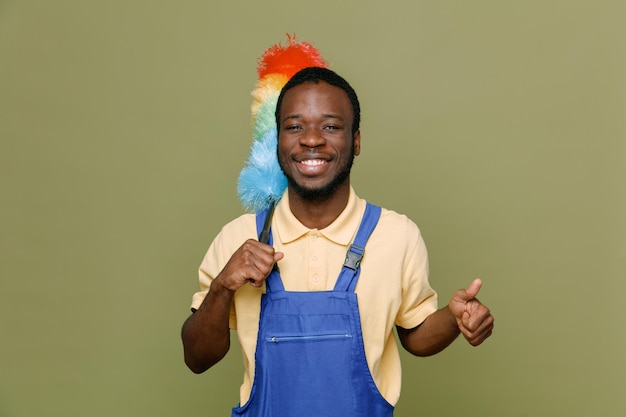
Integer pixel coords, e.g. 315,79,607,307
463,278,483,300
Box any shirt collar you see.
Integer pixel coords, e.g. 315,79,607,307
274,186,365,246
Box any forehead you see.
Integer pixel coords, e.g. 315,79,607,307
280,81,353,117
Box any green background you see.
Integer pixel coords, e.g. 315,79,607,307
1,1,624,416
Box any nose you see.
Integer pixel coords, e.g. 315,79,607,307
300,128,326,148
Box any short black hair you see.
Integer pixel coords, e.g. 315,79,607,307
275,67,361,136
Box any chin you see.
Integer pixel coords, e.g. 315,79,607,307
289,177,348,202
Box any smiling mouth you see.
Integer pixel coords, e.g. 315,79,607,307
299,159,326,166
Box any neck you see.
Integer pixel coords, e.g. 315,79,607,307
287,182,351,229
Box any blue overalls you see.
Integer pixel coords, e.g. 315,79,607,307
231,203,394,417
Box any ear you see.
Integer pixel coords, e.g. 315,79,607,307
353,129,361,156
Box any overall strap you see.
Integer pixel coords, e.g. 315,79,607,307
255,209,283,293
333,203,382,293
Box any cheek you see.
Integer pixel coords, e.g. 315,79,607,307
276,139,291,164
278,136,300,156
276,136,285,153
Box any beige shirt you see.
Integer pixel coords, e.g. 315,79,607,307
192,188,437,405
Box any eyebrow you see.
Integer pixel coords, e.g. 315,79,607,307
281,114,301,123
281,114,344,123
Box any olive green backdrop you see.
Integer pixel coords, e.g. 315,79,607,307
1,1,624,416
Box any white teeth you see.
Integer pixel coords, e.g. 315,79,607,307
301,159,325,166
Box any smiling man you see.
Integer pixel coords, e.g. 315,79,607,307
276,76,359,228
182,67,494,417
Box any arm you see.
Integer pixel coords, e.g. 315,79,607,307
397,306,460,356
397,278,494,357
181,278,234,373
181,239,283,374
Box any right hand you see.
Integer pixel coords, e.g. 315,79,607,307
215,239,284,291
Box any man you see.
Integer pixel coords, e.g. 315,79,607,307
182,67,494,416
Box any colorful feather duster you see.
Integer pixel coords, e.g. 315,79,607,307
237,34,328,223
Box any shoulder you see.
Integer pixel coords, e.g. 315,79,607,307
199,212,257,274
375,206,423,241
353,191,424,243
219,212,257,236
358,203,427,268
209,212,258,252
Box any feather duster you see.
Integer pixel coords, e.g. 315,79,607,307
237,34,328,221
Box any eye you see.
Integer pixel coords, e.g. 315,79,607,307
284,124,302,131
323,125,341,130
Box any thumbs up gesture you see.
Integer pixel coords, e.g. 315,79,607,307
448,279,494,346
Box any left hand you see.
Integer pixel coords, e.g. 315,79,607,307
448,278,494,346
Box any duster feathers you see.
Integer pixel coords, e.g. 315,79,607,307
237,34,328,212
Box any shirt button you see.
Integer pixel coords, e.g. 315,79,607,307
312,255,318,261
312,275,319,282
311,235,317,241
